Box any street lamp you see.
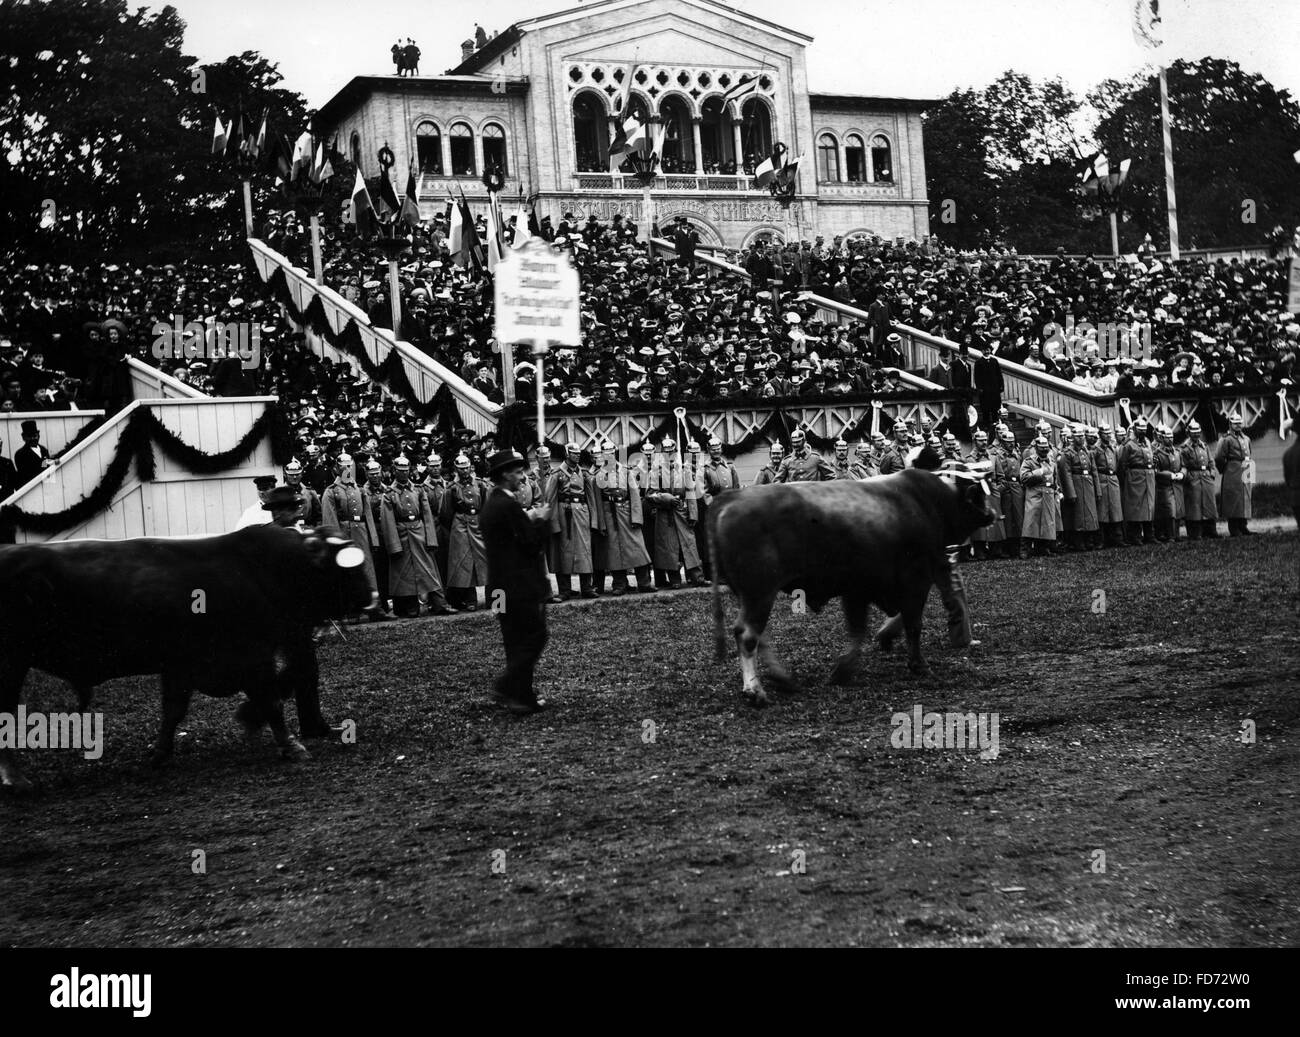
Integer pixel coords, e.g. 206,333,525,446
367,142,414,338
626,134,660,259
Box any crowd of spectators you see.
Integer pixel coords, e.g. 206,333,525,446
2,208,1295,497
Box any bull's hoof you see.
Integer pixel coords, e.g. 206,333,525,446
828,662,855,686
148,748,173,769
742,688,769,708
1,774,36,795
280,739,311,761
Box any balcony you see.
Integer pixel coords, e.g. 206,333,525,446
573,172,759,193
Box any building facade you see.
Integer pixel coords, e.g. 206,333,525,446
318,0,931,247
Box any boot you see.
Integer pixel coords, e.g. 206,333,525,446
557,575,576,601
592,570,606,596
579,573,597,599
635,565,657,592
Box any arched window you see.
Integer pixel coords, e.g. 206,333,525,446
659,96,693,174
449,122,475,176
482,123,507,175
350,132,362,170
572,93,608,172
845,134,866,183
816,133,840,183
415,121,442,174
739,98,771,174
871,134,892,182
699,96,736,173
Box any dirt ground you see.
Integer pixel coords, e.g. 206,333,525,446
3,531,1298,947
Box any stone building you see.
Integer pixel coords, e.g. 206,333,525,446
317,0,931,246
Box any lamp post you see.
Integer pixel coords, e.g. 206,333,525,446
370,142,412,339
627,138,660,261
280,127,332,283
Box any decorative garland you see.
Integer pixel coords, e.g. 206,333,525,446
256,263,466,436
1,405,292,538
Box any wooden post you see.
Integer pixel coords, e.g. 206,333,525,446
387,258,402,340
533,339,547,452
501,341,516,404
310,214,324,283
1109,211,1120,258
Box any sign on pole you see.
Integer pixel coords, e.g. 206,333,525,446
494,238,582,449
493,238,582,347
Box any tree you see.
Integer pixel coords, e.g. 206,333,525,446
922,88,1000,249
1090,58,1300,251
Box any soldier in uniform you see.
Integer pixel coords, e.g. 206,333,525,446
422,451,451,586
701,437,740,577
850,441,878,480
528,446,562,603
1215,412,1253,535
321,452,382,621
1091,423,1125,548
940,432,962,465
1153,424,1185,542
1020,436,1059,556
381,455,457,618
967,430,1004,559
1060,424,1100,550
1180,420,1219,538
1118,417,1156,545
994,427,1024,559
284,458,321,526
776,428,834,481
594,442,655,594
877,422,909,474
549,441,600,599
868,431,889,472
263,485,306,529
645,437,706,588
363,459,393,616
828,438,855,479
753,442,784,485
439,453,489,609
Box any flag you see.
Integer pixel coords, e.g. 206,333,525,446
350,168,377,237
510,201,534,249
723,75,760,106
290,131,314,182
400,171,421,230
375,167,401,219
227,112,246,156
248,110,267,161
211,115,228,156
448,194,465,267
458,188,485,271
609,111,650,173
613,61,637,118
1132,0,1162,50
754,155,776,188
774,153,803,189
310,142,334,185
486,192,505,272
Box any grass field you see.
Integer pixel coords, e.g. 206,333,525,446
3,531,1298,947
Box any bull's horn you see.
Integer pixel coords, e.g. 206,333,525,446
335,546,365,569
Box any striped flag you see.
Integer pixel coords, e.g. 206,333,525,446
723,74,760,106
375,167,402,219
400,171,421,230
290,131,314,182
310,142,334,185
349,169,377,237
211,115,228,156
448,194,465,266
753,154,776,188
486,191,505,272
458,188,485,271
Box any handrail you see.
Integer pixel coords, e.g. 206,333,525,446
247,238,501,432
127,356,206,399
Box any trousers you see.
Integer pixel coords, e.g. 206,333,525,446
495,603,548,704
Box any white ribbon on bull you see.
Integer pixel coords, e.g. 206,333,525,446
936,456,994,498
1118,396,1133,429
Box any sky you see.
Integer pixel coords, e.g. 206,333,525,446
158,0,1300,110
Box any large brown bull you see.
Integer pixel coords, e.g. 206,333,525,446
708,469,994,705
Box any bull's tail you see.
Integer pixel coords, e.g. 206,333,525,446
709,498,727,661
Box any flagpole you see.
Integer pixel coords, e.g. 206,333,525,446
534,338,547,455
1158,65,1180,260
387,258,402,339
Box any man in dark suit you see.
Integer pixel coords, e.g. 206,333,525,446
0,450,15,500
973,344,1005,430
13,420,51,486
480,448,553,714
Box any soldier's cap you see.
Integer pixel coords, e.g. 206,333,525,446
834,438,848,449
709,437,722,449
337,452,354,466
856,442,871,454
687,441,700,453
262,486,302,512
661,437,676,449
565,440,581,452
999,428,1016,439
1099,422,1112,432
973,429,988,439
1188,420,1202,433
789,428,806,441
454,453,472,469
284,457,303,473
487,449,527,477
394,455,410,469
365,459,382,473
769,442,784,454
1229,413,1243,423
254,475,277,490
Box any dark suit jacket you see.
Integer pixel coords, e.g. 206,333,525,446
13,443,50,486
0,455,15,499
480,486,551,607
974,356,1004,395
